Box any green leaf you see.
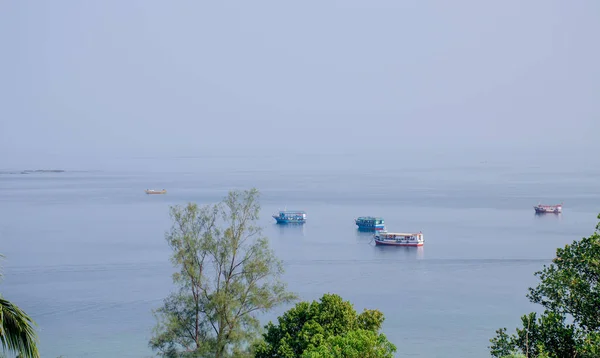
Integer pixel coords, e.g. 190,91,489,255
489,214,600,358
150,188,297,358
0,296,40,358
254,293,395,358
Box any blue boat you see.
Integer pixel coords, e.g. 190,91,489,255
273,210,306,224
355,216,385,230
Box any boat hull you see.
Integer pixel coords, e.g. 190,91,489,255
145,190,167,195
357,224,385,230
275,219,306,224
374,239,423,247
274,218,306,224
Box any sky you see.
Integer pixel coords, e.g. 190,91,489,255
1,0,599,168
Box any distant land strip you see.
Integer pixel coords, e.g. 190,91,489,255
0,169,66,175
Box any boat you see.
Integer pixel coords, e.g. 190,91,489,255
374,231,424,246
145,189,167,195
534,203,562,214
355,216,385,230
272,210,306,224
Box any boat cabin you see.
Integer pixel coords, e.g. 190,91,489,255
355,216,384,225
277,210,306,218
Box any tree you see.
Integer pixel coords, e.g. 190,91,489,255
301,329,396,358
253,293,396,358
0,255,40,358
149,188,297,358
489,214,600,358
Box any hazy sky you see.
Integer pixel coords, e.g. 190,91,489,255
1,1,599,167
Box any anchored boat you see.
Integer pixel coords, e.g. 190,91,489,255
273,210,306,224
355,216,385,230
374,231,424,247
534,203,562,214
145,189,167,195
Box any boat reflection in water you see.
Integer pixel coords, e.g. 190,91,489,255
274,221,305,237
373,244,424,260
534,211,563,221
355,228,375,240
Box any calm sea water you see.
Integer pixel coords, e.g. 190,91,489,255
1,155,599,357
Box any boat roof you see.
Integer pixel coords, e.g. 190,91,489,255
356,216,384,220
278,210,306,214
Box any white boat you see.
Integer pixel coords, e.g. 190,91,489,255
534,203,562,214
374,231,424,247
145,189,167,195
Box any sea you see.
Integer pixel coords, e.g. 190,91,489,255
1,153,599,358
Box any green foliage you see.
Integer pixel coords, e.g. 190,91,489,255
489,214,600,358
489,328,514,358
499,354,526,358
527,217,600,331
578,331,600,356
0,255,40,358
150,188,297,358
510,312,577,358
253,293,396,358
301,329,396,358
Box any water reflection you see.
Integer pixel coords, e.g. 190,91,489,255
355,228,376,240
534,212,562,221
356,227,379,233
274,223,306,236
373,245,425,260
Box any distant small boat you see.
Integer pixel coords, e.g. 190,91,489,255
534,203,562,214
355,216,385,230
273,210,306,224
374,231,424,247
145,189,167,195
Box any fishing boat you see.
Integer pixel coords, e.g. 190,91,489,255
272,210,306,224
145,189,167,195
374,231,424,247
355,216,385,230
534,203,562,214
